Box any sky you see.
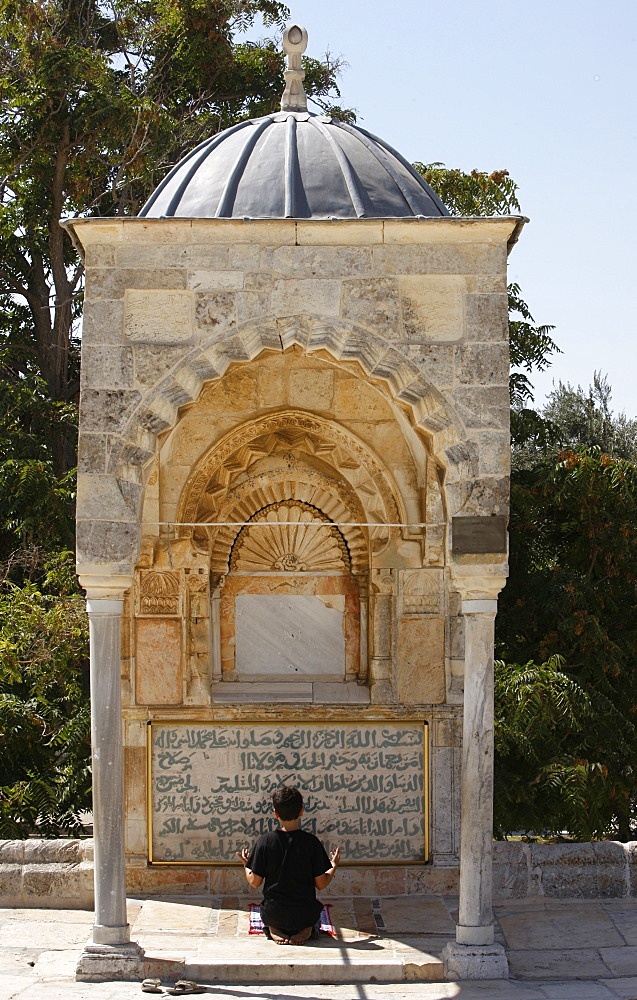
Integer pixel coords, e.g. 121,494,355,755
242,0,637,417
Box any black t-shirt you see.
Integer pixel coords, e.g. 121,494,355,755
248,828,331,906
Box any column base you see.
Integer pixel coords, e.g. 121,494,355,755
93,922,131,945
76,941,145,982
441,941,509,981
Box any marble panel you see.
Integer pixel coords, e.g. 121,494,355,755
211,681,313,703
397,617,446,705
235,594,345,680
135,618,183,705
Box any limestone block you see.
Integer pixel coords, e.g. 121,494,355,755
271,278,340,317
289,368,334,409
133,345,185,389
194,291,237,334
76,518,138,566
457,343,509,386
397,617,446,705
77,474,140,522
236,290,271,323
333,373,386,419
467,275,507,294
126,863,208,896
87,268,187,300
446,475,509,518
80,388,141,433
382,218,515,246
452,385,510,430
80,345,133,390
199,367,258,412
530,842,600,897
372,242,506,276
341,277,401,338
296,220,384,245
188,270,244,290
404,344,455,390
258,365,286,407
85,244,116,268
244,271,272,290
78,433,107,474
465,292,508,342
492,841,530,899
121,220,190,243
189,219,294,244
230,244,261,269
81,298,124,345
270,245,372,276
399,275,465,341
117,243,198,268
135,618,183,705
474,430,511,476
124,290,193,343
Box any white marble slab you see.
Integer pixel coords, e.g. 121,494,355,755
235,594,345,679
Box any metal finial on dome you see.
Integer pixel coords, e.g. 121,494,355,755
281,23,308,112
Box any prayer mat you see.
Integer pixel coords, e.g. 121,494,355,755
248,903,335,937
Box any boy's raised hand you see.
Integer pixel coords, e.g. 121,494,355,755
236,847,250,866
329,846,340,867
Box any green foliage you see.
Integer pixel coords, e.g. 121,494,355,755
0,576,91,836
413,164,521,217
497,448,637,839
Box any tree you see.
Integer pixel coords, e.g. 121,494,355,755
541,372,637,460
0,0,346,577
496,448,637,839
0,565,91,837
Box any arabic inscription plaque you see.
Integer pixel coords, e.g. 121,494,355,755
148,722,427,864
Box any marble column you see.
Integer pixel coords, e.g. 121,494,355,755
442,598,508,979
76,592,144,981
87,597,130,946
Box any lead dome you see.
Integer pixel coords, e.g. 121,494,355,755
139,24,448,221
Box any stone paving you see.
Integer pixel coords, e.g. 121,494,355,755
0,896,636,1000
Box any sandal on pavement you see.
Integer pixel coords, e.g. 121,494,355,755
141,979,163,994
165,981,206,995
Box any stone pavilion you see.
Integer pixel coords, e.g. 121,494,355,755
64,23,525,980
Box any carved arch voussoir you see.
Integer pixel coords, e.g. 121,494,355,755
114,316,469,477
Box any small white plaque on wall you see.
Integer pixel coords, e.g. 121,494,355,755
124,290,193,342
235,594,345,680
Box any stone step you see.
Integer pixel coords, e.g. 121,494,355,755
144,941,445,985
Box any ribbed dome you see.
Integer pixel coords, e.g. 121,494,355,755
139,111,448,220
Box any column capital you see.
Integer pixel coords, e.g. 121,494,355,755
78,572,133,602
450,567,507,604
462,599,498,615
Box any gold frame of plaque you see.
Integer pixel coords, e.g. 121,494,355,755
146,719,430,866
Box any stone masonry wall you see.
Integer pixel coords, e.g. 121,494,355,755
1,841,635,906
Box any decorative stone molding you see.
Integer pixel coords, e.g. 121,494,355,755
137,570,181,615
230,501,350,573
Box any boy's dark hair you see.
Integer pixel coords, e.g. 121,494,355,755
272,785,303,820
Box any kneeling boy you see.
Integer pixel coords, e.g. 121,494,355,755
237,785,340,945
